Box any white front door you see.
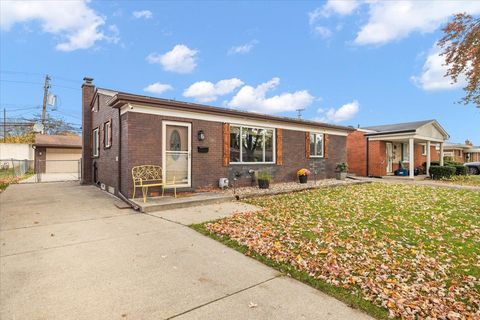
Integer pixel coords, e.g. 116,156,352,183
162,121,191,188
386,142,393,174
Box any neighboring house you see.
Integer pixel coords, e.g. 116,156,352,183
34,134,82,174
347,120,449,178
443,140,480,163
80,77,353,198
0,143,34,160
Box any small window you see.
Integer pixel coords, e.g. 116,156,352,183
92,128,99,157
104,121,112,148
310,133,324,157
402,143,410,162
421,144,427,155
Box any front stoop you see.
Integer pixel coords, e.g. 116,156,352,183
131,193,235,213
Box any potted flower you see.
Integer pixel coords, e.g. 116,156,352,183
256,171,272,189
335,162,348,180
297,168,310,183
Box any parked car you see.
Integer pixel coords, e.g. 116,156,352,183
464,162,480,175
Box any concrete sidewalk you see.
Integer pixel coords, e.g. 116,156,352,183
0,182,372,320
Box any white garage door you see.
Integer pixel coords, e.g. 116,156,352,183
45,148,81,173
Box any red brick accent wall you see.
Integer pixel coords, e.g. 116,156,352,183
346,130,366,176
367,140,386,177
414,144,440,168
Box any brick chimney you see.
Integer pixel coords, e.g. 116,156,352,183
81,77,94,184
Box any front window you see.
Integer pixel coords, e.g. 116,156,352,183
402,143,409,162
92,128,99,157
422,144,427,155
310,133,324,157
230,125,275,163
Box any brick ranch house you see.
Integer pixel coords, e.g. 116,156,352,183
443,141,480,163
347,120,449,178
81,78,354,199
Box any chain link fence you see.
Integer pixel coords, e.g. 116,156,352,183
0,159,34,179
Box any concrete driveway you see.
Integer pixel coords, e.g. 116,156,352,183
0,182,371,320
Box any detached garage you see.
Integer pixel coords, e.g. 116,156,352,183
33,134,82,181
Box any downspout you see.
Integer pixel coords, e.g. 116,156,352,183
117,107,140,211
366,136,369,177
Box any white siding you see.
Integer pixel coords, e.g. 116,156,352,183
0,143,34,160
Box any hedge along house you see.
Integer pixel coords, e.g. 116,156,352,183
347,120,449,179
81,77,354,199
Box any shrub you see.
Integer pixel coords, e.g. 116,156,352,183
453,165,468,176
430,166,456,180
335,162,348,172
256,171,272,181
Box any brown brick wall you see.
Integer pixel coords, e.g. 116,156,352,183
91,93,120,192
116,113,347,197
90,101,348,198
227,131,346,187
34,147,46,173
81,83,94,184
346,130,366,176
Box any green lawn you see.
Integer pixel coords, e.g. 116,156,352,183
441,175,480,187
193,183,480,319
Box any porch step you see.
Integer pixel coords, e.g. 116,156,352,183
132,193,235,213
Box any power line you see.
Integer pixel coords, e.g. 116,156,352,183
0,79,44,85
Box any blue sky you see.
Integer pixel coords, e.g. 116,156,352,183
1,0,479,144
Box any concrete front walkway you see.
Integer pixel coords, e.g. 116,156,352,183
0,182,372,320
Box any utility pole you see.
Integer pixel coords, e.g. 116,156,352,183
41,74,51,129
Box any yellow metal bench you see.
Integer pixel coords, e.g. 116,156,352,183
132,165,176,203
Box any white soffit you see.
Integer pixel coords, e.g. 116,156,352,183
121,104,349,136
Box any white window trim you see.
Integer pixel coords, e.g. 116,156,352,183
229,124,276,164
104,121,112,148
310,132,324,158
402,143,410,162
421,144,427,156
92,128,99,157
161,121,192,188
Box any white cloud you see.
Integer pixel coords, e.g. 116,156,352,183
227,78,314,114
354,1,480,45
0,0,113,51
228,40,258,55
411,45,464,91
146,44,198,74
318,100,359,123
132,10,152,19
183,78,244,103
143,82,173,95
313,26,332,39
309,0,359,24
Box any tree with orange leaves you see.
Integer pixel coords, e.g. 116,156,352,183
438,13,479,107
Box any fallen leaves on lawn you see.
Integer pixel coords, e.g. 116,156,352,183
206,183,480,319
